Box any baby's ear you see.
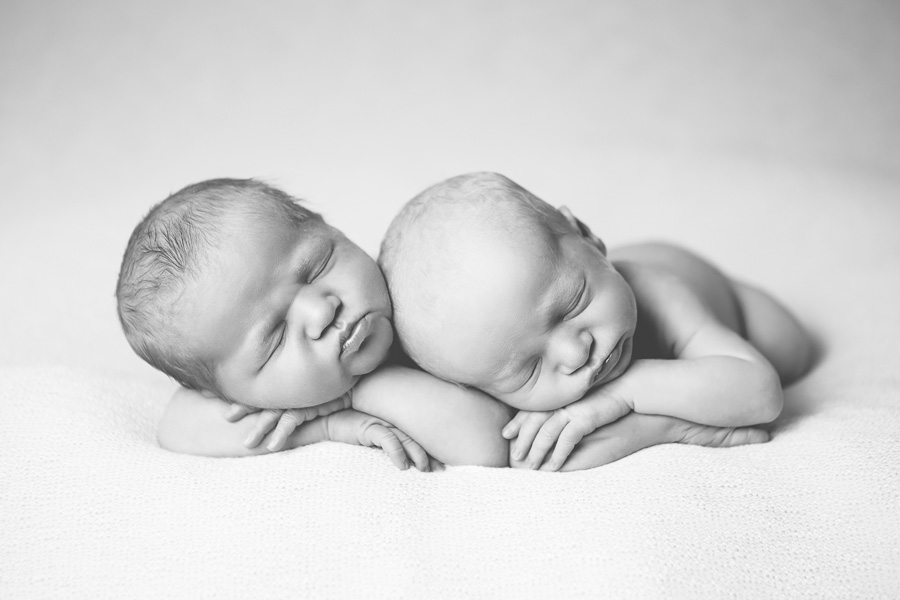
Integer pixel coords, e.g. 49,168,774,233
558,206,607,256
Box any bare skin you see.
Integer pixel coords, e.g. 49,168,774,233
380,172,814,471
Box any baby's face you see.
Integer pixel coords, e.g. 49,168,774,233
422,222,636,411
181,215,393,409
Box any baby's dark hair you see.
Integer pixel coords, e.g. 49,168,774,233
116,178,320,393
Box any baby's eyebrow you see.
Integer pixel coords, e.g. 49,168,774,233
289,234,330,272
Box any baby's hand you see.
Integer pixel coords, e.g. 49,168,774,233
325,409,441,472
225,395,351,452
502,389,632,471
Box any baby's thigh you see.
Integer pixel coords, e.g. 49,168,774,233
731,281,814,384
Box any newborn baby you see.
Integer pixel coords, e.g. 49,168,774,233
379,172,814,470
117,178,509,468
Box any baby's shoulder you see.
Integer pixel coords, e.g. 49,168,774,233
609,241,713,276
610,241,743,338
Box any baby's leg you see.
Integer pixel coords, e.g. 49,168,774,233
732,281,814,385
547,413,768,472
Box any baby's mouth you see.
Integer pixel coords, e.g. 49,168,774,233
339,314,372,356
590,336,625,387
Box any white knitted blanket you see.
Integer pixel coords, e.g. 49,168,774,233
2,350,898,598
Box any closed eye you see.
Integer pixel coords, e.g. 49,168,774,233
307,246,334,283
517,358,542,391
262,323,287,368
563,279,588,320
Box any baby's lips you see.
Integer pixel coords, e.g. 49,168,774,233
340,314,373,356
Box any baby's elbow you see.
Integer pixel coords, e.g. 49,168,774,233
447,439,509,468
156,416,194,455
449,433,509,468
444,397,512,468
753,366,784,424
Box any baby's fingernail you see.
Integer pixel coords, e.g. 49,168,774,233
266,437,281,452
512,447,522,460
501,426,512,438
403,460,410,470
243,434,255,447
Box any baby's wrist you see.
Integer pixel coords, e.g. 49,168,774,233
595,377,635,412
342,388,354,410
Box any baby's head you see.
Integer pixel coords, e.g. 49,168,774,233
117,178,393,409
380,172,636,411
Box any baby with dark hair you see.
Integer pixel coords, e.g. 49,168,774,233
117,178,510,468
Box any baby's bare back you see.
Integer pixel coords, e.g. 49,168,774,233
609,241,812,384
610,242,744,333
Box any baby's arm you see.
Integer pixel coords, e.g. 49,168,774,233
231,365,513,467
505,264,785,470
350,365,514,467
158,387,333,457
616,264,784,427
157,387,433,470
511,412,769,472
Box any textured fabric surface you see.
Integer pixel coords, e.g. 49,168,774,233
2,1,899,598
2,162,899,598
2,334,899,599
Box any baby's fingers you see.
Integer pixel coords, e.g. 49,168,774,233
679,424,770,448
544,423,590,471
392,428,431,472
315,394,352,417
524,416,569,469
364,424,410,470
510,412,553,461
225,403,257,422
243,410,282,448
502,411,530,440
265,412,303,452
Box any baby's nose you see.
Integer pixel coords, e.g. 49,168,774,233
552,330,593,375
298,293,341,340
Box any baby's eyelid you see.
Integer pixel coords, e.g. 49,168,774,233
263,323,287,366
564,280,588,320
520,358,541,390
309,247,335,282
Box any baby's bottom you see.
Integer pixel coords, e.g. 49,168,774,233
509,412,769,471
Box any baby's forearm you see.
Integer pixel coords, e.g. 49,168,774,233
157,388,329,457
351,365,513,467
614,357,783,427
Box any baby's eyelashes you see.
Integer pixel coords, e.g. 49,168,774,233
522,359,541,389
562,279,588,320
308,246,334,282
